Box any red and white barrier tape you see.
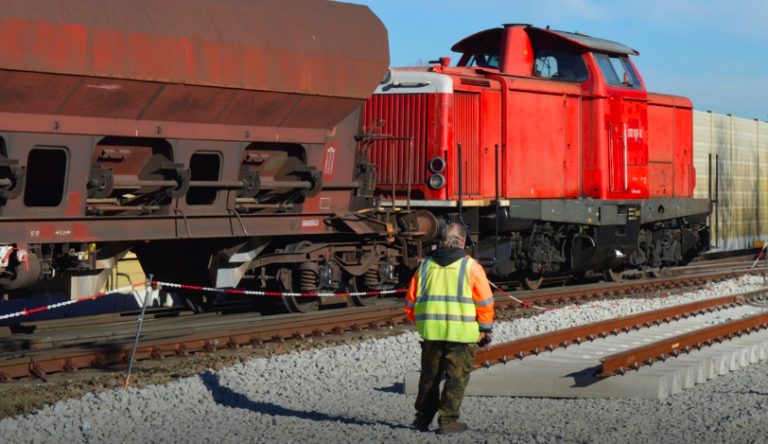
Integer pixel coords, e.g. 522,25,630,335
0,282,146,321
489,281,548,311
152,280,406,298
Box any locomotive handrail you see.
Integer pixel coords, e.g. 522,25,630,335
186,178,321,191
321,182,360,190
259,180,312,190
188,180,245,189
112,179,178,189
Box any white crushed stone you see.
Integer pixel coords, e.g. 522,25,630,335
3,275,768,443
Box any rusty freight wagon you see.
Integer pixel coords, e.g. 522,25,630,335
0,0,410,312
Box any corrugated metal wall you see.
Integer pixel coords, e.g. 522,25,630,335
693,111,768,251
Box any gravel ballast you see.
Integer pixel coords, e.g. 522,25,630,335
3,275,768,443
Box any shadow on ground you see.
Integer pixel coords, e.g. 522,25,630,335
199,371,410,430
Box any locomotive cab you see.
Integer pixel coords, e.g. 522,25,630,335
455,25,653,201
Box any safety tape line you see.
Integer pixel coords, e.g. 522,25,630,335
0,281,407,320
751,243,768,269
153,281,406,298
0,282,146,321
489,281,548,311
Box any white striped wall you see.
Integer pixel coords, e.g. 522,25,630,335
693,111,768,251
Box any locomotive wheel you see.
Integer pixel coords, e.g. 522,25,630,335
521,274,543,291
648,268,666,279
604,268,625,282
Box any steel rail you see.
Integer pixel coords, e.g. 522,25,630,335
474,288,768,369
0,305,406,382
499,268,763,309
1,264,762,381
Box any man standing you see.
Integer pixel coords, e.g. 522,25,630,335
404,223,495,434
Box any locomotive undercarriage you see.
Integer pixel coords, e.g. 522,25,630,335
427,199,710,290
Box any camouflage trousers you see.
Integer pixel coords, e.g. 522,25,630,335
414,340,478,425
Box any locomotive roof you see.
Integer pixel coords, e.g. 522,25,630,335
452,25,639,56
542,28,639,55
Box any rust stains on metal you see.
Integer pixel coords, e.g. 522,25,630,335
474,292,754,369
0,0,389,130
597,308,768,377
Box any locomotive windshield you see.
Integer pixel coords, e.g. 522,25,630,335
593,53,641,89
533,49,588,82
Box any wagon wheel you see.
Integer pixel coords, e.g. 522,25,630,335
350,268,380,307
604,268,625,282
648,268,666,279
521,273,544,291
279,267,320,313
277,241,320,313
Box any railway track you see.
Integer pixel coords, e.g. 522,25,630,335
0,259,764,383
596,299,768,377
479,287,768,373
0,303,408,382
458,279,768,399
474,292,753,368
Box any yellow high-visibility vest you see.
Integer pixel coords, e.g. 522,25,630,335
414,256,480,343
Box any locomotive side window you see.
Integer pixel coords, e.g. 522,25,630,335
533,50,588,82
25,148,67,207
186,152,221,205
466,53,500,69
594,53,641,88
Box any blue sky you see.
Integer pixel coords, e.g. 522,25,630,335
352,0,767,120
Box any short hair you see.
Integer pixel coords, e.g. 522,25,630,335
440,223,467,249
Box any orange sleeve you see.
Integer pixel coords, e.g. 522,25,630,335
404,273,419,322
470,261,495,330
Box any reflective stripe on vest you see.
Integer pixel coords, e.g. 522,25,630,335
414,256,480,343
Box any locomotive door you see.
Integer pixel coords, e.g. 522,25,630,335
607,95,648,194
607,96,627,193
596,54,648,198
479,90,502,198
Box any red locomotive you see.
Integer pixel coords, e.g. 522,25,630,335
363,25,709,288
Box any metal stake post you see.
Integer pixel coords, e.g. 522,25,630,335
757,241,768,287
124,274,153,389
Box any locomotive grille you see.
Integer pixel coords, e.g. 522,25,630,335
453,91,480,196
362,93,429,188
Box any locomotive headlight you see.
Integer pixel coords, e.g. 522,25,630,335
427,174,446,190
428,156,446,174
